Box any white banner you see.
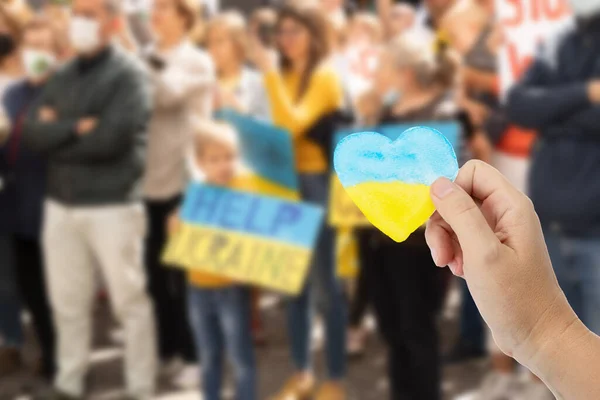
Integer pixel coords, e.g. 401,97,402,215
497,0,572,96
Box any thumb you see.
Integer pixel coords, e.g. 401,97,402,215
430,177,500,255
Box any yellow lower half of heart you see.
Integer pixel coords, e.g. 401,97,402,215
345,181,435,242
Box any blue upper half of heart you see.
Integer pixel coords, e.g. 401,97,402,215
333,126,459,187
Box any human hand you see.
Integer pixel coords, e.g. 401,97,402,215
0,111,10,145
425,161,578,364
167,211,182,235
214,87,244,112
587,80,600,104
248,36,277,73
76,117,98,136
39,106,57,122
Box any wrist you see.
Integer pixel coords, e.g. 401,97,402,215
517,296,586,377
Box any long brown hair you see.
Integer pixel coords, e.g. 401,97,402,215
275,3,332,101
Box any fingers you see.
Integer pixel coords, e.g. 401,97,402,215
454,160,521,206
425,213,455,266
430,176,499,255
426,212,465,276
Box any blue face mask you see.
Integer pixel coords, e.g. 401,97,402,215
382,90,401,107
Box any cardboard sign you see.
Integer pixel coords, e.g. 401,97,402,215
329,122,460,228
163,111,324,294
497,0,572,96
215,109,299,200
164,183,323,295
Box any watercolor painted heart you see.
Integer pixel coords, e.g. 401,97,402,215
333,127,459,242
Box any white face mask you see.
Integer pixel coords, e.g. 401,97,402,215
22,49,56,81
69,16,102,54
569,0,600,18
382,89,401,107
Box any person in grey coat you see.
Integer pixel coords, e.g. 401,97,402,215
22,0,156,398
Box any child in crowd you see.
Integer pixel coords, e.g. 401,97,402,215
170,121,257,400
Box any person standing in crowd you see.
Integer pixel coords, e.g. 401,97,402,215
0,8,22,378
143,0,213,389
251,3,347,399
205,9,271,346
22,0,156,398
206,10,270,120
507,0,600,343
172,121,257,400
361,33,472,400
0,16,59,383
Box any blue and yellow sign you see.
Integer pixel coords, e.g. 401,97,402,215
215,109,299,200
163,111,324,294
163,183,323,294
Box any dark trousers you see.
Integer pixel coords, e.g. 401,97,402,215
349,247,370,328
459,280,485,351
359,231,442,400
145,196,197,362
13,236,56,379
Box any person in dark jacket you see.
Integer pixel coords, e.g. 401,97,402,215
507,0,600,337
0,15,59,382
22,0,156,399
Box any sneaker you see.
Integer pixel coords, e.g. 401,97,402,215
44,389,83,400
472,372,520,400
514,380,554,400
172,363,201,389
347,328,367,358
315,382,346,400
269,374,315,400
159,357,184,379
444,340,487,364
0,346,22,377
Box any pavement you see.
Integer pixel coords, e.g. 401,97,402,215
0,283,489,400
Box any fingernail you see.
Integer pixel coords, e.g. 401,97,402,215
431,178,455,199
430,249,440,266
448,261,458,275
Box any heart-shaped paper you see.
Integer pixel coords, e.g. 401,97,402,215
333,127,458,242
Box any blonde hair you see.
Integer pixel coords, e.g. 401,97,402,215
386,32,457,89
194,120,240,156
205,10,247,62
349,12,383,43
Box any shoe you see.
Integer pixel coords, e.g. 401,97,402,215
159,356,184,378
444,340,486,364
514,380,555,400
0,346,22,377
47,389,83,400
315,382,347,400
347,327,367,358
172,363,201,389
269,374,316,400
472,372,520,400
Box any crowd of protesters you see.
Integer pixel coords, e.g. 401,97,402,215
0,0,599,399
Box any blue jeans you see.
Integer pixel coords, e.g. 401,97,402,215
0,234,22,347
187,285,256,400
287,173,347,379
544,229,600,335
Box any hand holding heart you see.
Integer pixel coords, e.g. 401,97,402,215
334,128,577,369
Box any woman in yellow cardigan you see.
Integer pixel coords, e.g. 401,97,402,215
251,3,347,400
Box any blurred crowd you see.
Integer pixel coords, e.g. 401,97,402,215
0,0,598,399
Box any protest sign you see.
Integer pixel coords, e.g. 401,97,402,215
497,0,572,96
215,109,299,200
164,111,323,294
163,183,323,295
329,122,460,228
495,0,571,192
